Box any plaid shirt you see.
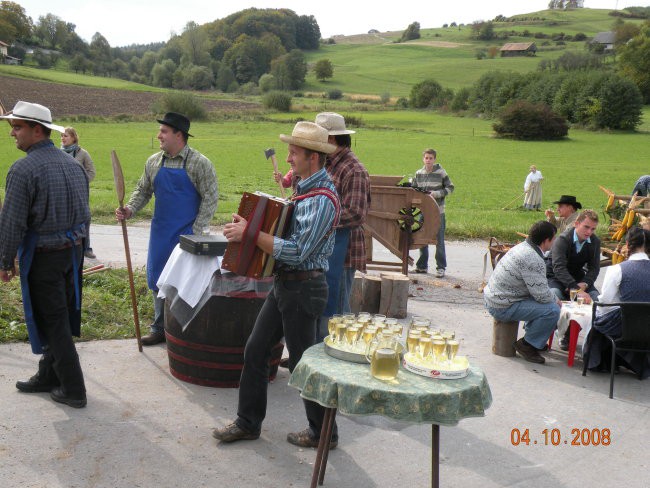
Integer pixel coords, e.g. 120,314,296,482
127,145,218,233
0,140,90,270
326,146,370,271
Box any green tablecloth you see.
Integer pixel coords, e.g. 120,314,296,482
289,343,492,426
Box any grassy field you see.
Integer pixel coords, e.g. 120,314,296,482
1,111,647,240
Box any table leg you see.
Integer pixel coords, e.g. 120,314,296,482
311,407,336,488
318,408,337,485
432,424,440,488
567,320,582,367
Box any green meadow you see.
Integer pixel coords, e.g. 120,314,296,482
2,111,647,240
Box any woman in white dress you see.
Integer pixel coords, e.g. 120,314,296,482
523,165,543,210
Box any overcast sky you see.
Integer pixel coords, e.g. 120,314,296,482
15,0,648,47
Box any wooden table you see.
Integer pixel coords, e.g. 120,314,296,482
288,344,492,487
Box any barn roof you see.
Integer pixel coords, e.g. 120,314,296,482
500,42,536,51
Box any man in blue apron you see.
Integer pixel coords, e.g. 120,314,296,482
115,112,218,346
0,101,90,408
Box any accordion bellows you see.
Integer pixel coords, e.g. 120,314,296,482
221,192,293,278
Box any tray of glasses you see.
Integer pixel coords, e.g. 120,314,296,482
402,352,470,380
324,336,404,364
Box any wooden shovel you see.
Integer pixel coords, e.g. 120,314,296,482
111,150,143,352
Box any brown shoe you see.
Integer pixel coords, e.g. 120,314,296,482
212,422,259,443
514,338,545,364
141,330,166,346
287,428,338,450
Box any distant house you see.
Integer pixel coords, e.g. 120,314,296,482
500,42,537,57
0,40,8,58
591,31,615,52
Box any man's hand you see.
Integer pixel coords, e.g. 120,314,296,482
273,171,283,184
115,206,132,221
577,290,592,304
223,214,247,243
577,282,588,292
0,267,16,282
545,209,554,219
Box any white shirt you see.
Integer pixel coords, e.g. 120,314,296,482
524,171,543,191
596,252,650,316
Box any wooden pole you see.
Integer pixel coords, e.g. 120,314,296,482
111,150,143,352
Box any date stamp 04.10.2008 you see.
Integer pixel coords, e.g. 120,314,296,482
510,428,611,446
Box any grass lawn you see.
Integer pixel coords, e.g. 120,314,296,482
2,110,647,240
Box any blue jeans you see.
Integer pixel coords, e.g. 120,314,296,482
487,299,560,350
416,213,446,271
236,274,335,439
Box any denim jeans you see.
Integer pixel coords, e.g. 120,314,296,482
487,298,560,349
236,274,335,439
416,213,446,271
151,291,165,334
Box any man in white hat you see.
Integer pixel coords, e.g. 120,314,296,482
315,112,370,324
0,101,90,408
214,121,341,449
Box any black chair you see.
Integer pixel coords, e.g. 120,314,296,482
582,301,650,398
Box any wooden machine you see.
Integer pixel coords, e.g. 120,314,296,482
363,175,441,275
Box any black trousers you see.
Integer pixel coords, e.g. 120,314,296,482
28,246,86,396
236,274,335,438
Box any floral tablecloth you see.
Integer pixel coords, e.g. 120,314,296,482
289,343,492,426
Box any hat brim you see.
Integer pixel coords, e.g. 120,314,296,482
0,113,64,133
553,200,582,209
157,119,193,137
279,134,337,154
327,129,355,135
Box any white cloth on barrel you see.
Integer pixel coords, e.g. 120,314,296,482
157,244,222,308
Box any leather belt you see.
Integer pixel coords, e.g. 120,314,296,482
35,240,82,253
275,269,323,281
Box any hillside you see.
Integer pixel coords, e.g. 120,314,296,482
302,8,646,96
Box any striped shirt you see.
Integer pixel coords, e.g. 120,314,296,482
126,145,218,233
273,168,337,271
412,163,454,213
325,146,370,271
0,140,90,269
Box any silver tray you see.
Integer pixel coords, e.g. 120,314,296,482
323,336,404,364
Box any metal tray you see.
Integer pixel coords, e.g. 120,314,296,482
323,336,404,364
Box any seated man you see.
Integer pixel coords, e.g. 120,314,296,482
545,195,581,234
484,221,561,364
546,209,601,303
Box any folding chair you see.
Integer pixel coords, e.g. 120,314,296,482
582,301,650,399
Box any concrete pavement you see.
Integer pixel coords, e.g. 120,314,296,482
0,225,646,488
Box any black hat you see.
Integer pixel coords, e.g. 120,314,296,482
157,112,193,137
552,195,582,209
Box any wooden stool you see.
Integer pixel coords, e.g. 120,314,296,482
492,319,519,357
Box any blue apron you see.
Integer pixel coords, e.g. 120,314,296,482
147,155,201,291
322,227,351,317
18,228,83,354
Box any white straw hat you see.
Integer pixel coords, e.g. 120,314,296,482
0,101,65,132
315,112,355,135
279,121,337,154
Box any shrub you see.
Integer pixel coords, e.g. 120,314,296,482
409,79,450,108
327,89,343,100
493,100,568,140
263,91,292,112
238,81,259,95
395,97,409,109
380,92,391,104
259,73,276,93
152,92,207,120
451,87,471,112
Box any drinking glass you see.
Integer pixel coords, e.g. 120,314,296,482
418,336,433,361
335,323,347,345
446,339,460,365
407,330,422,354
576,296,585,307
569,289,580,305
432,340,446,365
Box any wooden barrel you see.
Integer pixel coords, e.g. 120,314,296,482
164,294,282,388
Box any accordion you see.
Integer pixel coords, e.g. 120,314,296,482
221,192,294,278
